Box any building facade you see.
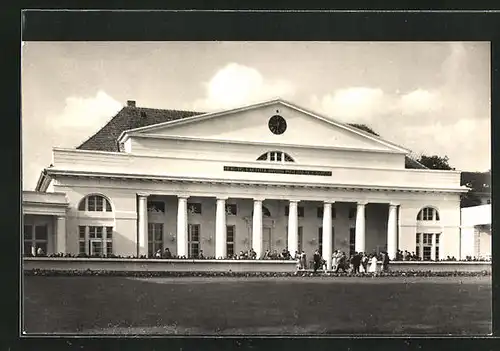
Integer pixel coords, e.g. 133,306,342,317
25,99,468,269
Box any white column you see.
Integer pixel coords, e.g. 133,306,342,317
252,199,263,258
431,231,437,261
387,203,399,260
287,200,299,255
355,201,367,253
176,195,189,257
322,201,333,269
215,197,227,259
56,216,66,254
137,193,149,257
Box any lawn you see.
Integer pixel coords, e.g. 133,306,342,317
23,275,492,335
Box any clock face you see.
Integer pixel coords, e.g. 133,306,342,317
268,115,287,135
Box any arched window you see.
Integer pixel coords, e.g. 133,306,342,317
78,194,113,212
257,151,295,162
417,207,440,221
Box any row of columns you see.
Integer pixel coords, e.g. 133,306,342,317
136,193,400,262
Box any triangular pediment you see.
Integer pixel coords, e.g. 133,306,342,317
122,99,408,153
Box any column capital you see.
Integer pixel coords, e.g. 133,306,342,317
253,197,266,202
288,199,301,204
176,194,190,200
216,196,229,201
389,202,400,208
56,215,66,220
137,192,150,198
357,200,368,206
323,200,335,205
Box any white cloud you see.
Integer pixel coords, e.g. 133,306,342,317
310,87,395,123
398,118,490,171
51,91,123,129
399,89,442,115
192,63,295,111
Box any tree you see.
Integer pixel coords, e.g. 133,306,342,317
348,123,380,136
416,155,455,170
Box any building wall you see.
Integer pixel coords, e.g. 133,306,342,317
53,177,461,259
398,196,461,259
129,137,406,170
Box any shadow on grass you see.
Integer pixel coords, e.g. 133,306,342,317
23,276,492,335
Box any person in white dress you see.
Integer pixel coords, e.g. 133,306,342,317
332,250,338,271
368,255,378,273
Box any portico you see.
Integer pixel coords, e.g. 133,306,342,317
130,180,405,262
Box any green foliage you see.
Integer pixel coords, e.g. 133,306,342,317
416,155,454,170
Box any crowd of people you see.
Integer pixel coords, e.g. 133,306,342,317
30,245,491,263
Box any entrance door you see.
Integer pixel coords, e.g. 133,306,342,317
262,227,272,252
89,239,103,256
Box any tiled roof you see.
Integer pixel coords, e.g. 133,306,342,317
77,106,203,152
77,104,426,169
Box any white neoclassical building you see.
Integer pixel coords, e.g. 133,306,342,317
25,99,469,269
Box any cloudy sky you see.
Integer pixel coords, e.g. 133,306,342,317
22,41,490,190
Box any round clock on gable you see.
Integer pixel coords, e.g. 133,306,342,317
268,115,287,135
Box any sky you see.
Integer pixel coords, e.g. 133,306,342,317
21,41,491,190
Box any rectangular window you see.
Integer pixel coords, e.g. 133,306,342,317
226,204,237,216
187,203,202,214
106,226,113,256
349,227,356,256
226,225,235,257
148,223,164,256
298,227,303,252
89,226,103,239
78,226,113,256
79,226,87,254
23,242,32,256
435,246,440,261
270,152,277,161
147,201,165,213
23,224,33,255
416,246,420,258
24,224,48,256
349,207,356,219
90,240,103,256
188,224,200,258
24,225,32,240
35,225,48,240
276,152,282,162
423,246,432,261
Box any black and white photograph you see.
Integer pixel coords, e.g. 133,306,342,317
21,41,491,335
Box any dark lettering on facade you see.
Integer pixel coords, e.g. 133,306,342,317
223,166,332,176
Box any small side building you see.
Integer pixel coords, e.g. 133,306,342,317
23,191,69,255
460,204,491,260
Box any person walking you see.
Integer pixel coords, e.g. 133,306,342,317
313,249,321,273
382,251,390,272
361,252,368,273
351,252,361,274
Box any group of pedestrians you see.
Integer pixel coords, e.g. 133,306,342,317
299,249,391,274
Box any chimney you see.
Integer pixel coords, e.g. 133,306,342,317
127,100,136,107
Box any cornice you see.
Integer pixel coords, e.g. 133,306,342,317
45,169,468,194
